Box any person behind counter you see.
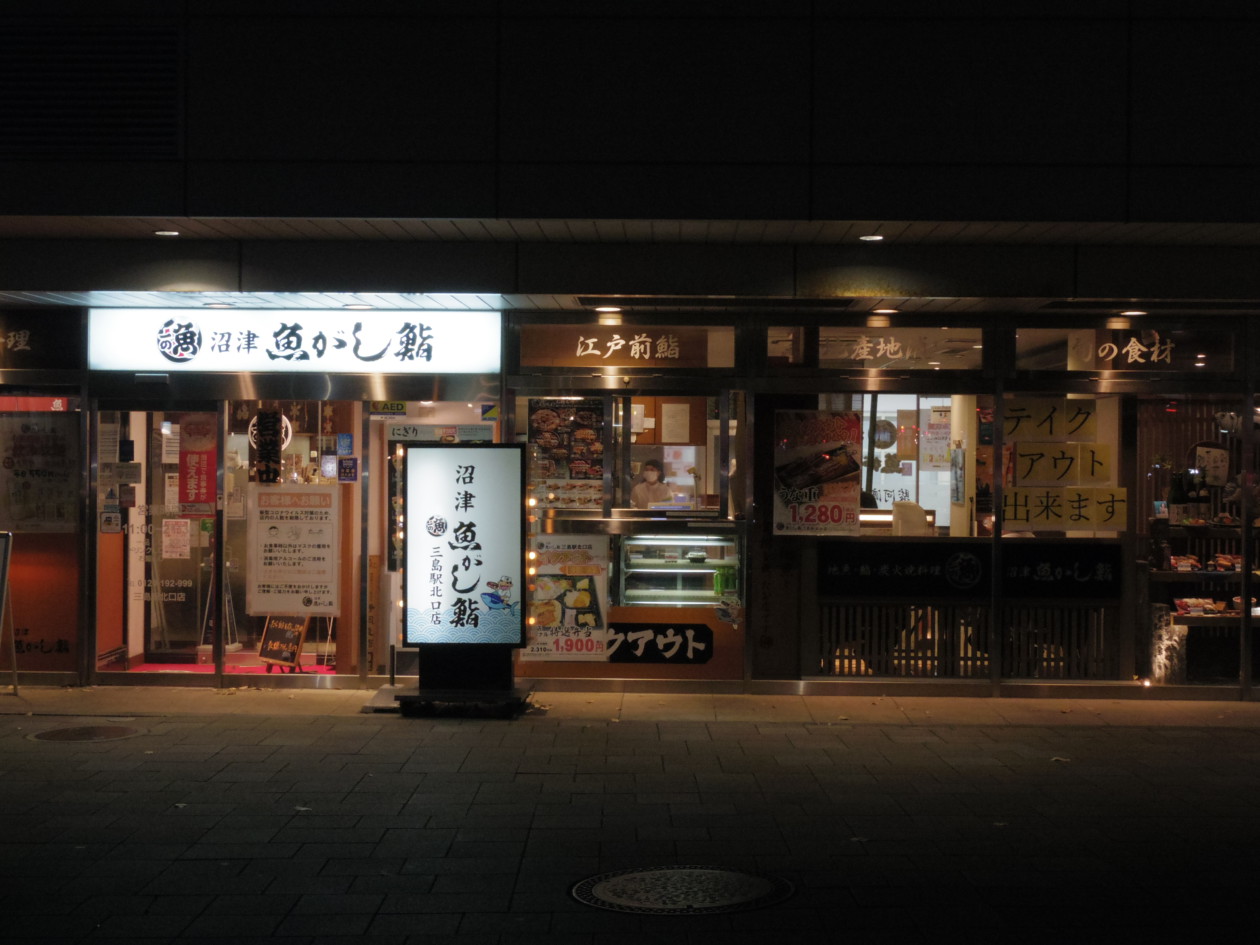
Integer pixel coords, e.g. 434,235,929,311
631,458,673,508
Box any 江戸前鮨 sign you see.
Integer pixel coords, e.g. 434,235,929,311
403,444,525,646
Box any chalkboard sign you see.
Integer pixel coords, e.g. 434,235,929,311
258,615,310,672
0,531,14,694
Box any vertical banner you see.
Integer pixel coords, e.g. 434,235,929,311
252,410,284,484
520,535,610,660
403,444,525,646
772,411,862,535
246,484,340,616
178,412,217,516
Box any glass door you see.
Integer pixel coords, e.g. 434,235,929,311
96,407,221,673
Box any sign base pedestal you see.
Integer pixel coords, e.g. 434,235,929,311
394,686,529,719
396,644,525,718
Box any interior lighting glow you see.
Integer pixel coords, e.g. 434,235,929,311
872,308,898,314
342,303,374,310
154,230,180,237
594,306,622,313
1120,310,1147,316
859,234,884,241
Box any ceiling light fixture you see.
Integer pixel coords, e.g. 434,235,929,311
1120,310,1147,317
872,308,898,314
594,306,622,313
343,303,375,310
154,230,180,238
859,235,884,242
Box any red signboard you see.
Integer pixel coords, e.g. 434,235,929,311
0,397,74,412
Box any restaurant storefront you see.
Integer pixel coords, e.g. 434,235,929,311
1,300,1257,696
85,305,501,685
750,313,1255,691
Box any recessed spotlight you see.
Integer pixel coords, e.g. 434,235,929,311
342,304,375,310
872,308,898,314
594,306,622,313
154,230,180,238
1120,310,1147,316
859,235,884,242
1195,362,1206,368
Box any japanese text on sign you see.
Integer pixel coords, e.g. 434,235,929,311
88,309,501,374
404,445,524,646
1097,331,1173,366
1002,488,1128,530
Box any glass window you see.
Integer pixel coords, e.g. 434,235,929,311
0,395,82,672
1000,393,1125,535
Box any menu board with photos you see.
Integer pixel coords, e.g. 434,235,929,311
520,535,611,661
527,398,605,510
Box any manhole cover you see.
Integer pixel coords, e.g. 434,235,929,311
30,725,142,742
571,866,794,915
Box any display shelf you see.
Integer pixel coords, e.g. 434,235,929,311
1148,570,1243,582
1169,614,1247,626
624,559,735,571
621,534,740,608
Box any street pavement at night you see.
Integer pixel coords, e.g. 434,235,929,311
1,685,1257,944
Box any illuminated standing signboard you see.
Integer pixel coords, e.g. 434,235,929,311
88,309,501,374
402,444,525,646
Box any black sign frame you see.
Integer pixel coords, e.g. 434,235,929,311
258,615,310,672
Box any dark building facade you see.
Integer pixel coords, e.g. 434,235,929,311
3,4,1260,696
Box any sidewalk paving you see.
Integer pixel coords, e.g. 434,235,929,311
1,686,1258,943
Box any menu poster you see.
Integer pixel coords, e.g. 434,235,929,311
246,484,341,616
528,398,605,510
403,444,525,646
521,536,610,661
921,406,951,471
0,411,80,533
772,411,862,535
161,518,191,559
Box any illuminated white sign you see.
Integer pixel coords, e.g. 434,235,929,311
88,309,501,374
403,444,524,646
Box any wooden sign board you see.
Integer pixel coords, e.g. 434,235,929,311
258,615,310,671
